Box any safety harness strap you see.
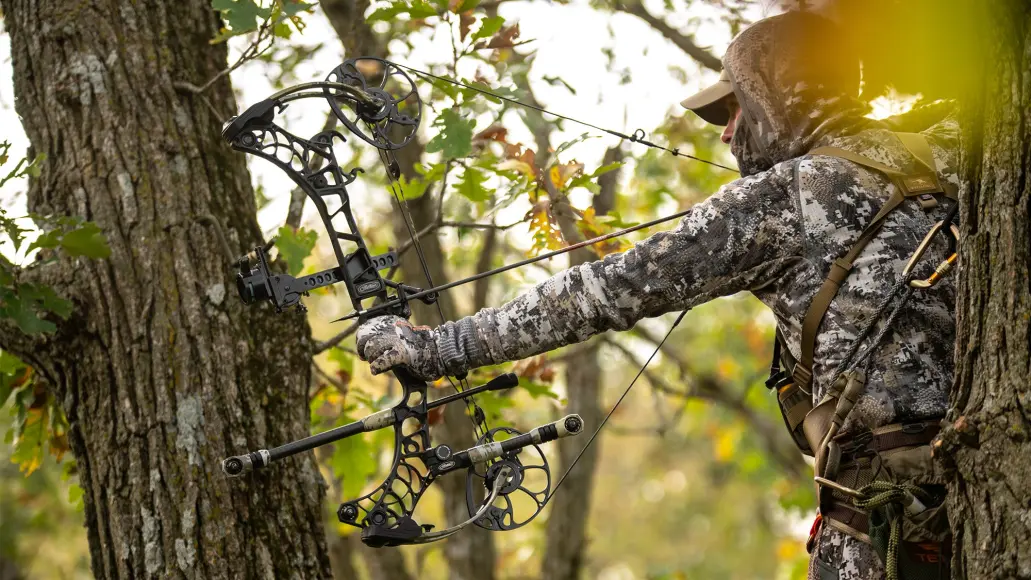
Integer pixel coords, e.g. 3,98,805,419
790,137,946,391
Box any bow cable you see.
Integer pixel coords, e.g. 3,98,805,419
376,145,491,441
395,63,739,173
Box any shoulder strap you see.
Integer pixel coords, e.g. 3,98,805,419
792,141,945,391
893,132,957,200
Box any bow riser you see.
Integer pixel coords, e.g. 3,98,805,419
224,117,402,314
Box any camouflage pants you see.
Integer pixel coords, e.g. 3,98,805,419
808,527,885,580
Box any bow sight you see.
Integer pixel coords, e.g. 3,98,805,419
219,57,585,547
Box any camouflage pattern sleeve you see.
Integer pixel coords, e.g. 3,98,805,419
434,162,806,376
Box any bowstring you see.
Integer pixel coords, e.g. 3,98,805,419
547,310,687,503
376,145,489,442
394,63,739,174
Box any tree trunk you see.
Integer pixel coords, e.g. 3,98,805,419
0,1,331,578
541,146,623,580
393,176,498,580
940,2,1031,578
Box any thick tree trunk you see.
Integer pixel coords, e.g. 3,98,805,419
0,1,331,578
939,2,1031,578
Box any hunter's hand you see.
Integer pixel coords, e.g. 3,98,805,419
356,315,445,381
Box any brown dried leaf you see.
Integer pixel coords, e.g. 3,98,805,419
525,199,565,255
459,11,476,41
473,124,509,144
485,23,520,49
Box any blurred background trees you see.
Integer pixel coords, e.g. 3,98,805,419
2,0,1022,579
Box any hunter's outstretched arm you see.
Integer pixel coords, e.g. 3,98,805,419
357,165,804,380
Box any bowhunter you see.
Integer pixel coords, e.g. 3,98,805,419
357,11,957,579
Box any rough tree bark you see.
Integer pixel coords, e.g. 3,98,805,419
0,1,331,578
938,1,1031,578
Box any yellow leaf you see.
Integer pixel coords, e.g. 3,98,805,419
497,159,536,179
525,199,565,255
777,538,802,562
714,429,737,462
548,161,583,190
574,205,629,257
15,453,42,476
717,357,739,381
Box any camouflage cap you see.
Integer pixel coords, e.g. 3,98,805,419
680,69,733,126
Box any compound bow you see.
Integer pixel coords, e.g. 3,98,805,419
219,57,588,548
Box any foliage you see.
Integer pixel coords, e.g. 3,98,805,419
1,144,111,335
210,0,314,42
275,225,319,276
0,145,105,478
0,406,88,579
426,108,476,159
0,352,70,476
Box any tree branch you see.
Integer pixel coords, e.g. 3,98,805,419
601,334,806,478
314,321,360,355
614,2,723,72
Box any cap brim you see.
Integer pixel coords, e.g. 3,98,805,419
680,75,733,126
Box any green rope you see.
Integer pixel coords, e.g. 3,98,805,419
852,481,925,580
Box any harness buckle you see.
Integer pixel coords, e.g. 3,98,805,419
902,422,930,435
837,429,873,455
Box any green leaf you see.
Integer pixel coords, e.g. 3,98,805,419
397,163,445,200
366,0,438,22
272,20,293,38
0,351,28,408
553,132,594,158
565,161,623,193
0,350,24,375
26,229,61,254
18,284,72,320
68,484,84,509
407,0,438,18
2,295,56,335
280,0,313,16
471,15,504,41
329,434,380,499
426,109,475,159
454,167,490,202
275,226,318,276
542,74,577,95
1,217,28,253
366,3,409,23
212,0,269,33
592,211,638,229
518,380,559,400
59,222,111,259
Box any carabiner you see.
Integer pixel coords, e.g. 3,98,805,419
902,220,959,289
